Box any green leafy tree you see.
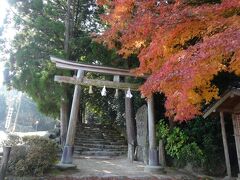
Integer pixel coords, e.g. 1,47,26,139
5,0,68,117
2,0,133,127
3,0,110,116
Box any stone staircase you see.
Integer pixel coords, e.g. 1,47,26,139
74,124,128,158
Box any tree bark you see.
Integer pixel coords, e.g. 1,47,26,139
60,97,69,147
169,118,175,129
64,0,73,56
60,0,73,147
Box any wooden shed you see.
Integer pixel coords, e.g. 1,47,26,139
203,88,240,179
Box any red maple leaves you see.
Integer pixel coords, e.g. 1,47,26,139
97,0,240,121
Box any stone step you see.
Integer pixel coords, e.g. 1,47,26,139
74,124,127,157
77,133,125,137
76,132,122,136
75,144,127,149
75,141,126,146
77,126,115,129
75,149,127,153
77,136,125,141
75,137,125,141
75,138,103,141
75,146,128,152
75,141,126,145
73,154,113,159
76,127,121,132
75,136,125,141
75,138,126,144
77,132,124,136
76,132,104,135
75,137,123,141
75,150,127,156
102,134,125,137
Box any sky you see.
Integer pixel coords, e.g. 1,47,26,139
0,0,10,86
0,0,9,25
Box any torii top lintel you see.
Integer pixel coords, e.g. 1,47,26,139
50,56,145,78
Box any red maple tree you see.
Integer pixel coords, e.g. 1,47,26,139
96,0,240,121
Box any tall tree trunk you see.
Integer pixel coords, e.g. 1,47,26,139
60,0,73,147
169,118,175,129
60,96,68,147
64,0,73,56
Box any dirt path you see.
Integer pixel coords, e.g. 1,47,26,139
54,157,197,180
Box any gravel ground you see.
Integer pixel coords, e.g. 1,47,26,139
54,157,198,180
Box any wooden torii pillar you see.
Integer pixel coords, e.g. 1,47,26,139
60,70,84,165
145,95,164,173
125,92,136,162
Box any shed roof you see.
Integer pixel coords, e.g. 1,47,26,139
203,88,240,118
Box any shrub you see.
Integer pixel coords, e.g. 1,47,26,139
184,116,225,176
8,145,27,174
8,136,58,176
156,120,204,168
165,127,189,159
1,134,22,146
178,142,204,167
156,120,169,140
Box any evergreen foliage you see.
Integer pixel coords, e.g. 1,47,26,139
2,0,129,123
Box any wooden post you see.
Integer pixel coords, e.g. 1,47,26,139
125,90,137,162
159,140,166,167
220,112,231,178
0,146,11,180
61,70,84,164
147,95,158,166
232,114,240,179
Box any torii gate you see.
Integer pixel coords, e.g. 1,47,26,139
51,56,163,172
